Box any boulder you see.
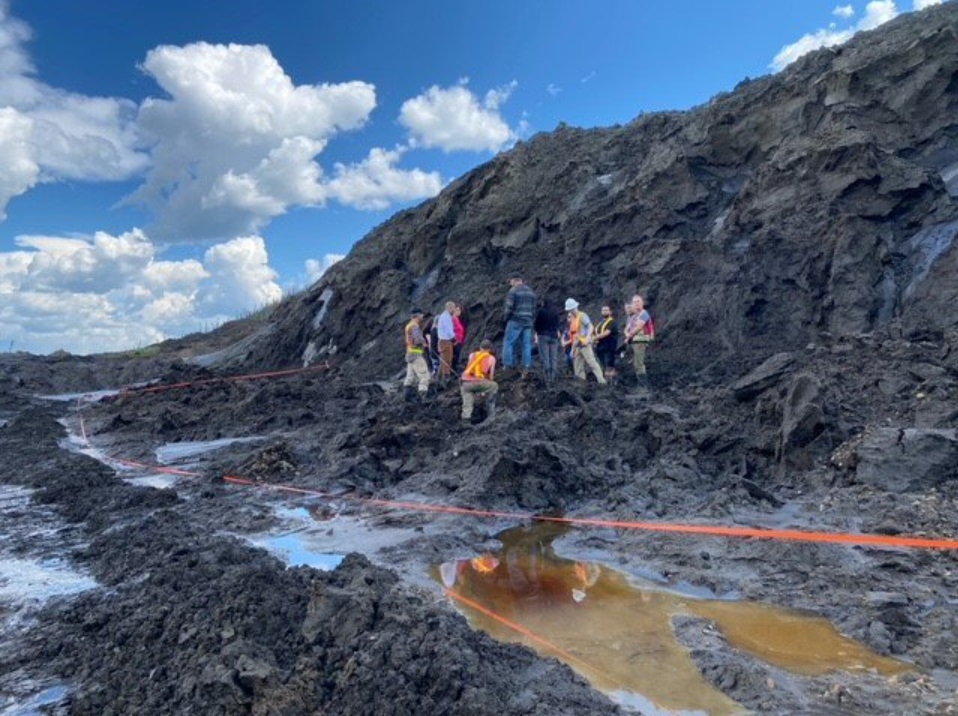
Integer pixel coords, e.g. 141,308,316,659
854,427,958,492
732,353,796,402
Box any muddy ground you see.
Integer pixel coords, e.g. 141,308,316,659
1,334,957,715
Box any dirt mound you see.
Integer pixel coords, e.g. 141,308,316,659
199,5,958,388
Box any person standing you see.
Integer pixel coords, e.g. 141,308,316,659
502,272,536,373
564,298,606,385
534,298,562,383
436,301,457,388
403,308,431,400
623,294,654,383
593,303,619,382
460,339,498,423
452,303,466,370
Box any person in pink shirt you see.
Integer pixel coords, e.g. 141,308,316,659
452,303,466,370
460,339,498,423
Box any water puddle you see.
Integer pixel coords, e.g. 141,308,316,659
155,437,264,465
58,430,113,464
37,388,124,403
57,430,171,488
0,489,97,622
249,533,344,571
58,424,263,489
436,522,909,715
0,558,97,607
246,503,428,573
0,486,93,715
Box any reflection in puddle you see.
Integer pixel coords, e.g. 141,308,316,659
437,522,909,715
249,533,344,571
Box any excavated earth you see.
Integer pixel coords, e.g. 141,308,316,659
1,330,957,715
3,4,958,715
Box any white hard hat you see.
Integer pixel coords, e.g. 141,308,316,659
564,298,579,311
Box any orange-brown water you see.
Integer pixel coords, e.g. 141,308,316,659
435,522,909,715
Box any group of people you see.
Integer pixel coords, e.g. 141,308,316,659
402,272,654,424
502,273,655,386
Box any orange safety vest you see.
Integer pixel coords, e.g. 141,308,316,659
405,320,424,354
568,312,588,346
462,351,492,380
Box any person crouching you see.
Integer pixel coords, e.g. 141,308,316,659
460,339,498,423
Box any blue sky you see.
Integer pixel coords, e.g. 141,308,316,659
0,0,946,353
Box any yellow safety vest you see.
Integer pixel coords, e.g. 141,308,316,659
463,351,492,380
596,317,614,341
405,320,423,354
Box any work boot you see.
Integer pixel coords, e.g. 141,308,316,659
403,385,417,403
484,395,497,422
419,390,431,404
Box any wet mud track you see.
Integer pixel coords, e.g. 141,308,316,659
1,355,958,714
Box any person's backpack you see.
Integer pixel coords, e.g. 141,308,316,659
643,314,655,339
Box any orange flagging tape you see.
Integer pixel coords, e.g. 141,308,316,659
444,588,598,675
219,476,958,551
73,363,958,552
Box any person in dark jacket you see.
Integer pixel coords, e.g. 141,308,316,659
593,303,620,381
534,298,562,383
502,272,537,371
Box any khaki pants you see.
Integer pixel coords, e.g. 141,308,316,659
403,355,431,393
631,339,650,376
460,380,497,419
438,339,454,379
573,345,606,384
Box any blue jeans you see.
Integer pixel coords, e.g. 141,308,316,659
503,321,533,368
537,335,559,381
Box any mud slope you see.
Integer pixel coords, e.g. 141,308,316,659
216,4,958,383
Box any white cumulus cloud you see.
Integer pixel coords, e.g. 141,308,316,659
0,108,39,219
0,230,284,354
772,1,901,71
127,42,378,240
0,3,450,244
305,254,345,285
399,82,518,153
322,146,443,210
194,235,282,316
833,4,855,18
0,3,148,217
913,0,943,9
